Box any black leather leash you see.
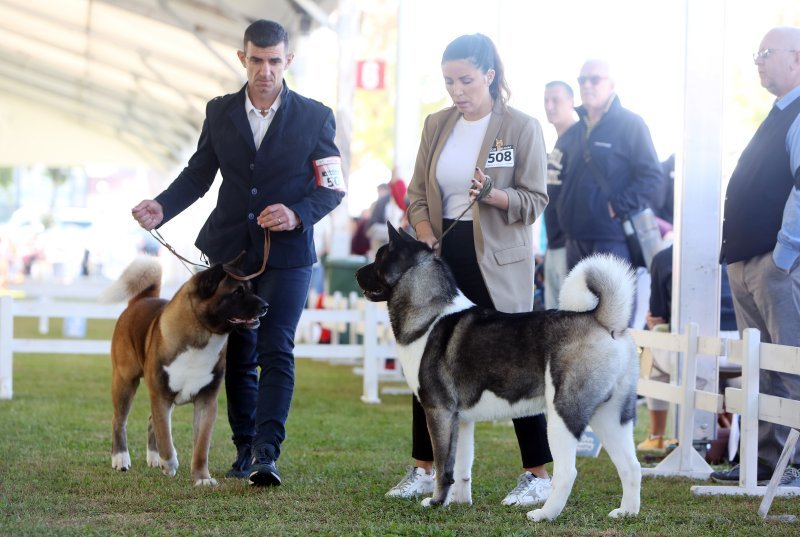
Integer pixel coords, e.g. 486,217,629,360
433,176,493,248
150,227,270,281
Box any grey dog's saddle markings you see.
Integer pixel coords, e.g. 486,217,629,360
356,223,642,522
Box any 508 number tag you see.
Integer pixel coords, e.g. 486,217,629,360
485,145,515,168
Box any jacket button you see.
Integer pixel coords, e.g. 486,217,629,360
251,188,258,195
248,213,255,220
249,163,255,170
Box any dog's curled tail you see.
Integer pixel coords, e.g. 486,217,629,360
98,256,162,304
557,253,635,334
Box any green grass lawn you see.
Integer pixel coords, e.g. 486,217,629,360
1,318,798,536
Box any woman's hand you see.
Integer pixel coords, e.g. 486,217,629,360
469,167,491,203
469,167,508,209
414,221,437,249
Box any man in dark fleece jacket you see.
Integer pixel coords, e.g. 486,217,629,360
553,59,663,270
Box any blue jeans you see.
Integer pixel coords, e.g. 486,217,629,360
225,264,312,461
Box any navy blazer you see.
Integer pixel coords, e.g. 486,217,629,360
155,83,344,270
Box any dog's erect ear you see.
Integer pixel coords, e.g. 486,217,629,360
195,264,226,299
398,227,417,243
387,221,418,245
387,222,402,244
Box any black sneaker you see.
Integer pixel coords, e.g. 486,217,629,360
710,464,771,485
224,444,252,479
248,449,281,487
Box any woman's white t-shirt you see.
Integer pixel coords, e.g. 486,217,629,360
436,112,491,220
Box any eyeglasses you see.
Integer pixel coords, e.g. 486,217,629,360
752,48,798,63
577,75,607,86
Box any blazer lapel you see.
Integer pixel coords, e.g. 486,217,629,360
259,83,291,151
472,101,506,255
229,85,256,153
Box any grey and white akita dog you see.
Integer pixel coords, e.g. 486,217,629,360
355,224,641,522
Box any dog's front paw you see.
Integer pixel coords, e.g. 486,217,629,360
160,455,178,477
194,477,218,486
449,480,472,505
146,449,159,468
420,497,434,507
526,508,555,522
111,452,131,471
608,507,638,518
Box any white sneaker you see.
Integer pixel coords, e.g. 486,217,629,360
501,471,552,506
385,466,435,497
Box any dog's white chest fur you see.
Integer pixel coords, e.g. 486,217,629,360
397,292,474,395
163,334,226,405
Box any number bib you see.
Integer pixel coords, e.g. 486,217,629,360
313,156,346,192
485,145,515,168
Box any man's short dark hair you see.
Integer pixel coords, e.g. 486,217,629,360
244,20,289,49
545,80,574,98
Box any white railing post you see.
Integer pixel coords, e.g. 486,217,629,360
37,295,49,334
360,301,381,404
639,322,714,478
0,295,14,399
739,327,761,489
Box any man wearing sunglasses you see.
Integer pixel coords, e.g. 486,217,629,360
714,26,800,487
553,60,662,274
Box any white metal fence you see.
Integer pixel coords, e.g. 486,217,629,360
0,286,401,403
630,325,800,520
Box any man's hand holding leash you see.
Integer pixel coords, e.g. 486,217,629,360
257,204,300,232
132,200,164,231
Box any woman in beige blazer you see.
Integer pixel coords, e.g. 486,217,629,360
386,34,553,506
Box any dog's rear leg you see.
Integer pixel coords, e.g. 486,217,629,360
111,373,139,471
589,404,641,518
149,396,178,477
190,393,219,486
449,420,474,505
528,378,579,522
421,406,458,507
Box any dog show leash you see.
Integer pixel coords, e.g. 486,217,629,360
149,227,271,281
433,175,493,248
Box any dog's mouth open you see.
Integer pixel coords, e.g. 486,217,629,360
227,313,265,330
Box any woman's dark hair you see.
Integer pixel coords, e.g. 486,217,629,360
442,34,510,106
244,19,289,50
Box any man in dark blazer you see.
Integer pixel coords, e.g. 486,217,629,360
132,19,345,487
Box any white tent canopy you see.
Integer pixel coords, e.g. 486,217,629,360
0,0,337,169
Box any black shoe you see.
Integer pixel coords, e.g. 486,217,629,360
710,463,771,485
225,444,252,479
248,449,281,487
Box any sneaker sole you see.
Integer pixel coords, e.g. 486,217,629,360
385,488,434,498
249,470,282,487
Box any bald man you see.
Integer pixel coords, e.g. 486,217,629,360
553,60,662,272
715,27,800,486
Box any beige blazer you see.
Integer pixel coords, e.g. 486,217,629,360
407,101,549,313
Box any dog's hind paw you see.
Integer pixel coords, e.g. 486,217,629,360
194,477,218,487
111,452,131,471
146,449,159,468
608,507,638,518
